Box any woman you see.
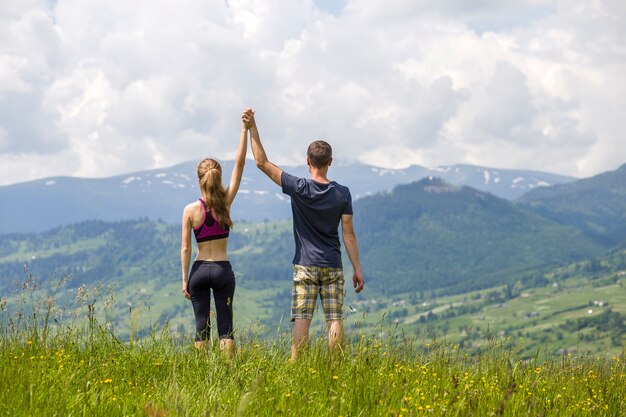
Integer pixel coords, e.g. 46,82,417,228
180,114,248,354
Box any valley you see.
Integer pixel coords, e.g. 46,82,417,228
2,162,625,357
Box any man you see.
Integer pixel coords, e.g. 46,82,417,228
242,108,364,361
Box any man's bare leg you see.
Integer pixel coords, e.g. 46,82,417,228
291,318,312,362
327,319,343,353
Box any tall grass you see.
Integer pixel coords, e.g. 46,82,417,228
1,277,624,416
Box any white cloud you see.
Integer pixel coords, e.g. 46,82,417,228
0,0,625,185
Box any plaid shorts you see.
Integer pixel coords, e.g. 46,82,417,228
291,264,344,321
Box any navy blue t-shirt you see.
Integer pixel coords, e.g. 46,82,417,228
281,171,353,268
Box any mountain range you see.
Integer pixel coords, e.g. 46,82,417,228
0,160,574,233
517,163,626,246
3,161,625,296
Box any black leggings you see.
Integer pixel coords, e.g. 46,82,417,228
188,260,235,341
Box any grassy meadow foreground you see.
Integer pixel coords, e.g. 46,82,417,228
1,242,625,416
1,302,625,417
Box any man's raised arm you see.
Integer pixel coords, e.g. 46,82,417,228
242,109,283,186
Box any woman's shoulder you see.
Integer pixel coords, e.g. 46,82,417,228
183,199,203,213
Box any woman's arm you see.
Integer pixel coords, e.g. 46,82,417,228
180,205,193,299
225,118,248,206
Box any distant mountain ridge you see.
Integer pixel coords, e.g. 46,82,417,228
517,163,626,245
0,160,574,233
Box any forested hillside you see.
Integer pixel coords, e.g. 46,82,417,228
518,163,626,245
0,219,293,294
1,179,613,298
354,178,608,294
2,220,624,357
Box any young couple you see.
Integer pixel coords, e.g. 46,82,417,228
180,109,364,360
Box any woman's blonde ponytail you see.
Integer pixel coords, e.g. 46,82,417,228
197,159,233,229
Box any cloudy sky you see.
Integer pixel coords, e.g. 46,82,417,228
1,0,625,185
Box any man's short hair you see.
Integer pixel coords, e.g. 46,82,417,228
307,140,332,168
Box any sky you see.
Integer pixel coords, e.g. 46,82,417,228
1,0,625,185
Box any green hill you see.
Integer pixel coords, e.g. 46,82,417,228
354,178,608,294
1,217,625,356
2,221,624,358
0,219,292,293
349,246,626,358
0,219,294,338
517,163,626,245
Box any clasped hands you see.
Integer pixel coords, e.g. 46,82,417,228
241,108,256,130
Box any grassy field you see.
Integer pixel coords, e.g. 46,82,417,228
2,269,626,417
4,249,624,362
2,295,625,417
104,257,626,359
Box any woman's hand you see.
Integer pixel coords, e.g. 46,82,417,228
241,108,249,130
182,283,191,300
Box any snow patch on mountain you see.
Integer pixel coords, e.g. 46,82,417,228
371,167,397,176
429,166,451,173
122,176,140,184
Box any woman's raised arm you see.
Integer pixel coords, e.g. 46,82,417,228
225,113,249,205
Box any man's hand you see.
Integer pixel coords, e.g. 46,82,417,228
353,270,364,293
242,108,256,129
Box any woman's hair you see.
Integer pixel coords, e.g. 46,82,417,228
197,158,233,229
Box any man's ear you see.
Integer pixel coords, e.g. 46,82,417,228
306,157,311,167
328,157,333,167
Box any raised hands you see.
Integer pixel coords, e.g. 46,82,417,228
242,108,256,129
